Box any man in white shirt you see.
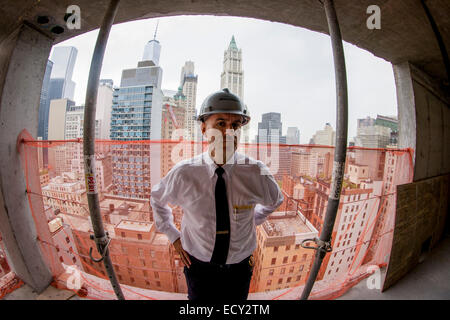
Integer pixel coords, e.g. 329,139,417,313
150,89,284,301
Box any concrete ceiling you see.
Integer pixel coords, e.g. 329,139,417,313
0,0,449,82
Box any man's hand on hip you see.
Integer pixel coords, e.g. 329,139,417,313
173,238,191,268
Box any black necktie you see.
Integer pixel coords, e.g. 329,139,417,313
210,166,230,265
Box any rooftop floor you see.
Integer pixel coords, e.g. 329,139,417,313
4,233,449,300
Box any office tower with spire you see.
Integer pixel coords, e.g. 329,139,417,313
110,28,164,199
220,36,250,143
179,61,198,141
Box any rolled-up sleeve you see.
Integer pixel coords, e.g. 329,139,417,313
150,167,182,243
254,162,284,226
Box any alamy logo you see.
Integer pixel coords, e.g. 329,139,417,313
366,5,381,30
366,265,381,290
63,264,82,290
66,5,81,30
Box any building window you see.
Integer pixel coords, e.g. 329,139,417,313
287,277,292,283
299,265,304,272
137,234,142,240
156,281,161,287
267,280,272,286
130,277,135,283
278,278,283,284
271,258,276,265
286,245,290,251
292,255,297,262
295,244,300,250
59,256,64,263
289,266,294,273
280,268,286,275
154,271,159,279
296,275,301,281
269,269,274,276
65,237,70,243
143,270,148,277
283,256,288,264
121,232,126,238
302,254,307,261
72,257,77,264
273,246,278,252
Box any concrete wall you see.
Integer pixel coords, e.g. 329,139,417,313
0,24,55,293
385,61,450,291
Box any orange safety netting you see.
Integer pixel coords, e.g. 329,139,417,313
12,136,413,300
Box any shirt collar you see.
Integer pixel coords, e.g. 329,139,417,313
202,151,237,178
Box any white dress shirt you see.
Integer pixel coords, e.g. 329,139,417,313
150,151,284,264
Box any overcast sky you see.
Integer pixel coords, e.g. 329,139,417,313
55,15,397,144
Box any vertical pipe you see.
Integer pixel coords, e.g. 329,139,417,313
300,0,348,300
83,0,124,300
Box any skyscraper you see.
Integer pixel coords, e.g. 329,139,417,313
95,79,114,140
310,123,336,146
180,61,198,141
354,116,392,148
110,38,164,199
37,60,54,141
256,112,286,144
220,36,250,143
287,127,300,145
48,46,78,101
37,60,54,169
142,39,161,66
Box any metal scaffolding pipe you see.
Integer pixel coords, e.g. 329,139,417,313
82,0,124,300
300,0,348,300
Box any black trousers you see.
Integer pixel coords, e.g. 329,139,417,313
183,252,253,302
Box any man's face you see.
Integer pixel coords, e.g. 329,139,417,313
201,113,244,165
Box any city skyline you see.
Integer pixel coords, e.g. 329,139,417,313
53,15,397,144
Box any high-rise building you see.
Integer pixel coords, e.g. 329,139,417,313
286,127,300,145
47,99,76,140
354,125,391,148
161,89,187,177
375,114,398,146
357,116,376,129
95,79,114,140
256,112,286,144
354,115,396,148
315,179,383,282
220,36,250,143
142,39,161,66
310,123,336,146
37,60,54,141
180,61,198,141
110,39,164,199
48,46,78,101
249,211,318,292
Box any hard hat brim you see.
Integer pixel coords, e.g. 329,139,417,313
197,111,250,125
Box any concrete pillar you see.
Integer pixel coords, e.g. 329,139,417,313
0,23,54,293
393,61,450,180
